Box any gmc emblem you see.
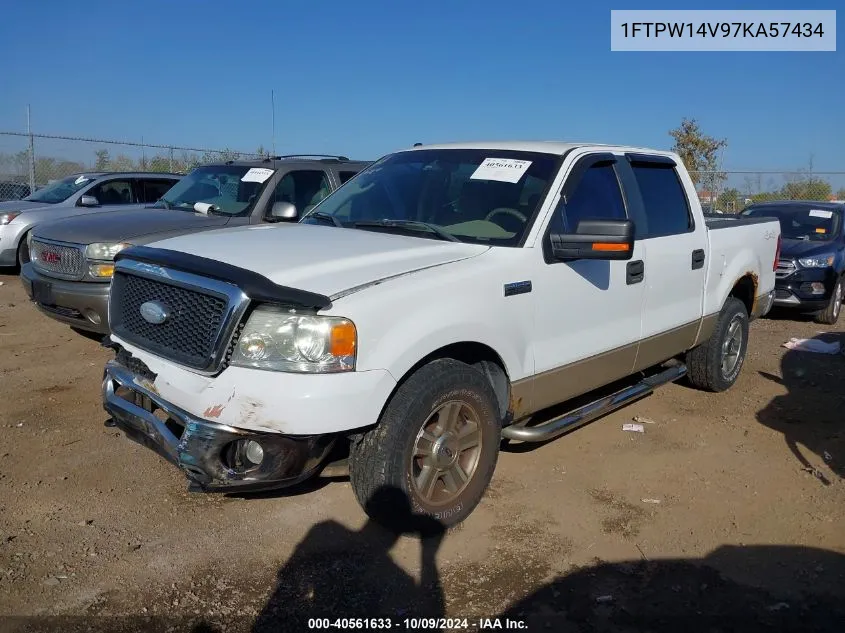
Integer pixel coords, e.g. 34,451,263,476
42,251,61,264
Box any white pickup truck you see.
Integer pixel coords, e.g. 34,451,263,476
101,142,781,528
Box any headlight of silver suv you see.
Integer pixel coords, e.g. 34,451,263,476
229,306,357,373
0,212,21,225
798,254,835,268
85,242,130,278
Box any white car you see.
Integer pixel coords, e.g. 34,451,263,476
101,142,781,528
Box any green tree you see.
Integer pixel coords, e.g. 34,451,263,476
669,118,728,194
716,187,742,212
94,149,110,171
779,177,832,201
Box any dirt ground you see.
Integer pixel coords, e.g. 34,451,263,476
0,270,843,633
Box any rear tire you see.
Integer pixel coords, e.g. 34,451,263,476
349,358,502,530
815,277,843,325
686,297,749,393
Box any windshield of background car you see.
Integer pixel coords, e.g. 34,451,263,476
23,174,97,204
156,165,273,216
743,204,841,242
300,149,560,245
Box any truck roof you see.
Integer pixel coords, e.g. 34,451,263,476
407,141,677,158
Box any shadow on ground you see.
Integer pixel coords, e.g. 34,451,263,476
499,544,845,632
757,332,845,483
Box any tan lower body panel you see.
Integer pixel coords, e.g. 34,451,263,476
512,314,721,417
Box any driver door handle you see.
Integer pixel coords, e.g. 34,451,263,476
626,260,644,285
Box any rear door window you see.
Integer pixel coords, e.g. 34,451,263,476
137,179,177,203
630,163,692,238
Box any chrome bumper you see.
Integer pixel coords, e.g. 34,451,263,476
102,360,335,492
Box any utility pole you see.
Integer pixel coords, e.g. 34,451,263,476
271,90,276,156
26,105,35,191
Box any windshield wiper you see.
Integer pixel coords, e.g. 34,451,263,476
158,197,171,209
308,212,343,228
353,219,461,243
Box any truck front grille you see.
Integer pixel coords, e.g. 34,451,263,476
31,239,85,280
109,269,241,372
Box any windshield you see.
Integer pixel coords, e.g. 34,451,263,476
154,164,273,216
300,149,559,245
24,174,97,204
743,204,841,241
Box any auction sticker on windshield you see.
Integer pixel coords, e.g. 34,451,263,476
470,158,532,184
74,176,89,185
809,209,833,219
241,168,275,183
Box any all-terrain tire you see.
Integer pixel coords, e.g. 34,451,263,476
349,358,502,531
815,276,843,325
686,297,749,393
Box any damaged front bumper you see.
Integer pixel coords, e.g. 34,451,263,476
102,360,335,492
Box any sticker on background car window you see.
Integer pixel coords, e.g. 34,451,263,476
809,209,833,218
241,168,275,183
470,158,532,184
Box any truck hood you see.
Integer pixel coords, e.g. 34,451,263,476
148,223,490,298
780,238,838,258
0,200,54,213
33,207,231,244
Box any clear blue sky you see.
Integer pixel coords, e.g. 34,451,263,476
1,0,842,172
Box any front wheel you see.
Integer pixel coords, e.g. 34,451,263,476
17,233,30,267
686,297,749,393
349,358,502,530
815,277,843,325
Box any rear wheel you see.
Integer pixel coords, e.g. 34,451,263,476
349,358,502,530
686,297,749,392
815,277,843,325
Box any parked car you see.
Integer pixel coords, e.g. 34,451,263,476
0,181,31,202
20,156,368,334
741,200,845,323
100,142,780,528
0,171,181,268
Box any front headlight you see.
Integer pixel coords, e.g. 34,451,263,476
798,254,835,268
85,242,129,260
229,306,357,373
0,212,21,225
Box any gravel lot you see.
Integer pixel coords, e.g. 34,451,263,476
0,270,843,632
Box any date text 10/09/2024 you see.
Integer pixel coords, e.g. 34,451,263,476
307,618,527,630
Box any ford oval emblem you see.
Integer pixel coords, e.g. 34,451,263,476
139,301,170,325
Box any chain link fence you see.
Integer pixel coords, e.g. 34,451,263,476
690,170,845,214
0,131,264,201
2,131,844,212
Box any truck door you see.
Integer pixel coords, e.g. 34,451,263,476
616,154,708,371
530,153,646,411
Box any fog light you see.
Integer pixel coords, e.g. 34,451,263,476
224,439,265,473
811,283,825,295
244,440,264,465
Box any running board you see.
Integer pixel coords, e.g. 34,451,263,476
501,363,687,443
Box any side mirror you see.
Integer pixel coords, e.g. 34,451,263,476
78,195,99,207
549,218,635,261
267,201,298,222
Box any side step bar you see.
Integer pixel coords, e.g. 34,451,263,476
501,363,687,443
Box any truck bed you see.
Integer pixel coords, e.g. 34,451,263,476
704,214,778,230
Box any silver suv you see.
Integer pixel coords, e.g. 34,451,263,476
0,171,181,267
